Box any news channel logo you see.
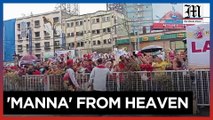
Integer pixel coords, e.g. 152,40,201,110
183,4,204,24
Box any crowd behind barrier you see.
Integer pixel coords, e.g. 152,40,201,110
3,49,210,108
4,69,210,107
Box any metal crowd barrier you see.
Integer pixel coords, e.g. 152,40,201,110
3,70,210,107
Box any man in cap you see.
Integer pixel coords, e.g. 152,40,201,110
63,59,81,91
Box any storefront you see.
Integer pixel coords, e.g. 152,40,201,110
116,31,186,52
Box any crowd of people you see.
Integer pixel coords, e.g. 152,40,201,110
4,49,188,76
4,49,189,91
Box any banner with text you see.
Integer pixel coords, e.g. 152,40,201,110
186,24,210,68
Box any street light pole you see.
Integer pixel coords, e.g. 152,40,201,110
52,25,55,56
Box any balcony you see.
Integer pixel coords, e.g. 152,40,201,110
35,47,42,51
44,46,51,50
54,46,61,49
17,39,23,42
34,37,41,41
34,25,41,28
54,34,60,38
18,49,23,52
44,35,51,40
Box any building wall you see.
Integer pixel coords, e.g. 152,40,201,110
15,11,62,59
3,19,16,62
65,10,128,55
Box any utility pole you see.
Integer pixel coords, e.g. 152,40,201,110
29,12,33,55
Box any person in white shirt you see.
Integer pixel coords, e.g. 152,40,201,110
88,58,110,91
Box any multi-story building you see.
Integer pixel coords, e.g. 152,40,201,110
15,10,69,59
65,10,129,55
107,3,154,34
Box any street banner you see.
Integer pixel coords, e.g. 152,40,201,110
28,28,32,54
20,22,27,38
44,52,54,59
44,23,52,36
186,24,210,69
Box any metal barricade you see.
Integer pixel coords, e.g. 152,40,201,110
3,70,210,107
194,70,210,106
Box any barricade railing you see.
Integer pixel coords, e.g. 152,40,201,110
3,70,210,106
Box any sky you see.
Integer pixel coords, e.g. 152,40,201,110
3,3,107,20
4,3,209,23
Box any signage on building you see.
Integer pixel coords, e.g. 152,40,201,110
152,4,184,30
20,22,27,38
186,24,209,68
152,23,193,30
116,32,186,45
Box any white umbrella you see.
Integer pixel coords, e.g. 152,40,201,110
141,45,163,52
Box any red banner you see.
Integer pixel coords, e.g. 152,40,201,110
151,23,194,30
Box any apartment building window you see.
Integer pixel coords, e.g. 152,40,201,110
77,42,80,47
67,33,71,37
17,34,21,40
80,31,84,36
54,41,60,46
103,39,107,44
92,19,96,24
81,42,84,47
97,40,101,45
26,34,29,39
71,43,75,47
93,41,96,45
79,21,83,25
35,54,41,59
34,20,40,28
44,42,50,50
76,32,79,36
53,17,59,23
18,45,22,50
102,17,110,22
44,42,50,47
17,24,20,31
67,23,71,27
103,28,106,33
96,29,100,34
26,44,29,50
108,39,112,44
96,18,100,23
35,32,40,38
76,21,79,26
44,31,50,36
27,22,30,28
107,28,111,32
71,33,74,37
35,43,40,48
71,22,74,27
92,30,96,34
76,32,83,36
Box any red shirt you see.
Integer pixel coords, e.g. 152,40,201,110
33,70,41,75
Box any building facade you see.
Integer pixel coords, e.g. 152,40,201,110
65,10,128,55
107,3,154,34
15,10,69,59
3,19,16,62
